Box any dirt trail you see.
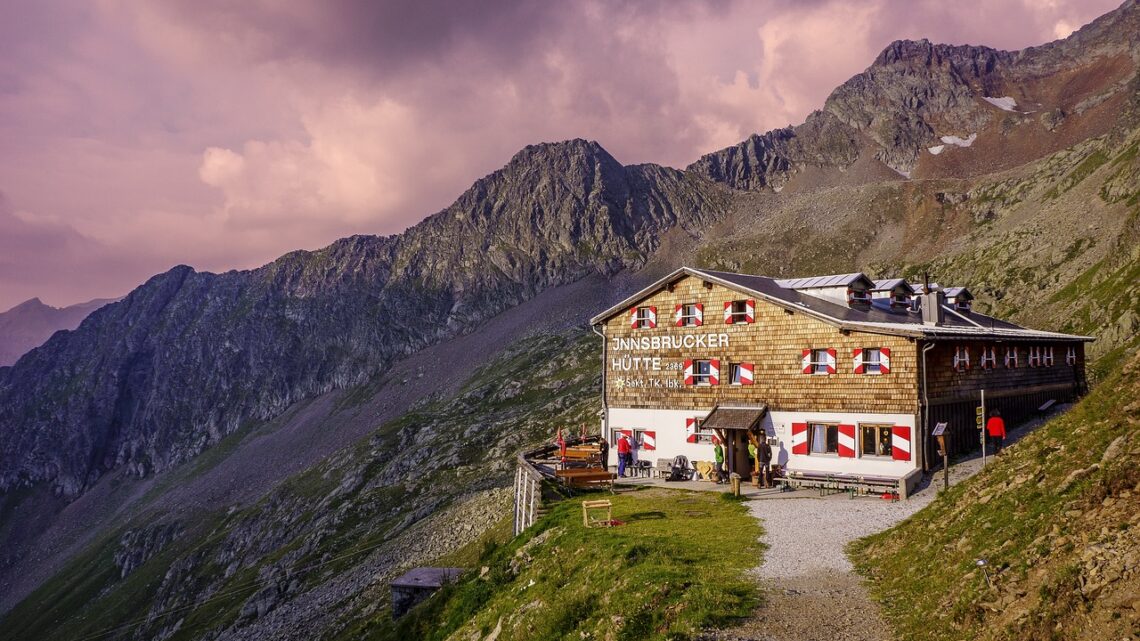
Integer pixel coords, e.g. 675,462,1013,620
702,413,1057,641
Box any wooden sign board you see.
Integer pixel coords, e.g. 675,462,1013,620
932,422,948,436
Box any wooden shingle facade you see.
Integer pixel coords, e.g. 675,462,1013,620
590,267,1092,496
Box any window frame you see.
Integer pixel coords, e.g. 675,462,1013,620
1005,346,1019,369
692,359,713,386
807,422,840,455
953,345,971,372
728,299,749,323
1043,346,1055,367
679,303,702,327
810,349,831,375
980,346,997,370
862,348,883,375
634,306,655,329
859,423,894,458
1066,346,1077,366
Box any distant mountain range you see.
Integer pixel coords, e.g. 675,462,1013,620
1,1,1139,638
0,297,118,366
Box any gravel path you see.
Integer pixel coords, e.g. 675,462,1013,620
703,412,1058,641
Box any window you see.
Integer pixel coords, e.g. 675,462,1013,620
724,299,754,324
1066,346,1077,366
953,346,971,372
631,305,657,329
890,292,911,309
955,298,972,312
1043,346,1055,367
1005,346,1019,369
685,417,715,444
802,348,836,375
860,424,893,457
980,346,997,370
846,288,871,306
729,362,754,385
855,347,890,375
1027,346,1042,367
675,303,703,327
684,358,720,385
809,423,839,454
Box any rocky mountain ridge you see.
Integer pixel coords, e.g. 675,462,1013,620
0,139,721,497
0,297,118,366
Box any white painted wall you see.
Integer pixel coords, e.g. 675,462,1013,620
605,406,919,478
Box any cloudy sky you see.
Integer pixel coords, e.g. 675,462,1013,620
0,0,1122,310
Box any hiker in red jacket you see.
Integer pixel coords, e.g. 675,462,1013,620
616,434,631,477
986,409,1007,455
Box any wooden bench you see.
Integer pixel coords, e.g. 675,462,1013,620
784,470,901,499
556,468,616,491
655,458,674,479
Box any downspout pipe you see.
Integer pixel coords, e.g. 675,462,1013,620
920,341,936,473
591,324,608,440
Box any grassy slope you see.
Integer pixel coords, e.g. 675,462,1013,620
851,350,1140,641
368,489,763,641
0,329,601,641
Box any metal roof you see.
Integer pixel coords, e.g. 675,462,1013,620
872,278,913,293
391,568,464,589
943,287,972,300
588,266,1094,343
774,273,869,289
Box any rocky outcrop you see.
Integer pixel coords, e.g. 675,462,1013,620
691,0,1140,187
0,139,723,498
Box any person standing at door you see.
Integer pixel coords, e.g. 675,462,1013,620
616,434,631,477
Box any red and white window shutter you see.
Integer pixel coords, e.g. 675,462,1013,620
953,346,971,372
647,306,657,328
853,348,864,374
641,431,656,451
694,303,703,326
709,359,721,385
685,418,699,443
745,299,755,323
1043,346,1055,366
1028,346,1041,367
738,362,754,385
629,307,638,328
880,347,891,374
683,359,694,385
980,346,997,370
723,301,734,324
825,348,837,374
791,422,808,455
837,424,856,458
801,349,812,374
1005,347,1019,368
674,304,684,327
891,426,912,461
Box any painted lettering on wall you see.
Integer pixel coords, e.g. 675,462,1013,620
610,333,730,352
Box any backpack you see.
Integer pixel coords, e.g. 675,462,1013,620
665,455,690,482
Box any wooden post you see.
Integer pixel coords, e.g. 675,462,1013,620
937,434,948,490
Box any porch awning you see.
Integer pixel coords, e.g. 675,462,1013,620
700,404,767,431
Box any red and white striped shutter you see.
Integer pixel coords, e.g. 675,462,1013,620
880,347,891,374
675,304,684,326
837,424,856,457
642,431,656,451
825,348,837,374
739,362,754,385
891,426,912,461
694,303,703,326
791,422,808,455
1005,348,1017,368
801,349,812,374
724,301,733,324
647,306,657,329
852,348,864,374
709,359,720,385
745,299,755,323
629,307,638,328
683,359,694,385
685,418,698,443
620,429,633,440
963,347,971,370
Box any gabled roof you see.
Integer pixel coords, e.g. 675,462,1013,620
872,278,915,294
774,273,872,289
943,286,973,300
589,266,1093,342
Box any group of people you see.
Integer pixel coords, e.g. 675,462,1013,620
597,433,638,477
713,435,773,485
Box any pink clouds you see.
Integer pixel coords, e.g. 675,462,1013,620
0,0,1124,310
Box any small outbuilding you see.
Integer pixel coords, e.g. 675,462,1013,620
390,567,464,619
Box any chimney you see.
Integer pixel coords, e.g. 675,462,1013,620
921,290,945,326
